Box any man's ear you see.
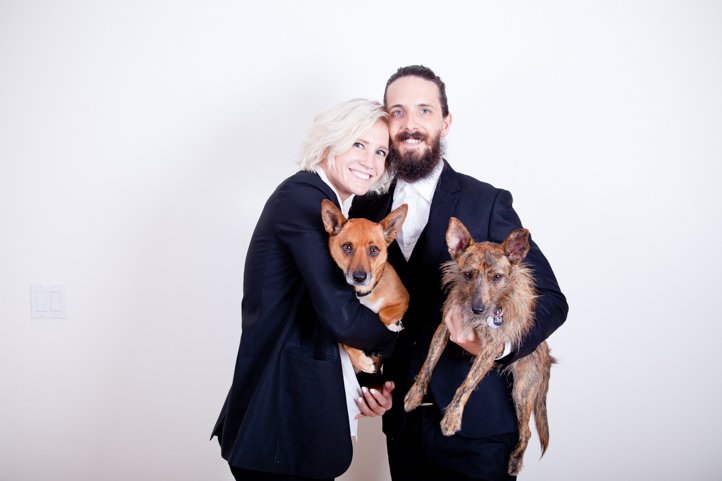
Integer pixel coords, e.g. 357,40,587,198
446,217,473,259
439,112,452,138
503,228,530,264
321,199,346,236
380,204,408,245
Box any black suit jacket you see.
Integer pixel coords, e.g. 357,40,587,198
351,161,568,438
212,171,397,478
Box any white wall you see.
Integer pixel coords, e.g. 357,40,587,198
1,1,720,480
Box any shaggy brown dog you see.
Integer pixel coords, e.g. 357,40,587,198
404,217,554,475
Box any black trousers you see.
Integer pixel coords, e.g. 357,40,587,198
386,406,518,481
230,465,333,481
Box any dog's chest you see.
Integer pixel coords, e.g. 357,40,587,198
358,294,384,314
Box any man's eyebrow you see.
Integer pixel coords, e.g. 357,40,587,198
389,103,433,109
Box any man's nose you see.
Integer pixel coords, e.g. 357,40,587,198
402,114,418,131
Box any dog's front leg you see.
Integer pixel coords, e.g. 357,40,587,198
378,303,408,332
404,322,449,412
343,344,378,374
440,344,498,436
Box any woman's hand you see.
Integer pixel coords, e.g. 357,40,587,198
355,381,395,418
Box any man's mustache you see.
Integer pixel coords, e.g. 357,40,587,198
396,130,427,143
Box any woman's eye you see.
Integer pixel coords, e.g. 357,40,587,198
376,149,388,158
353,142,364,149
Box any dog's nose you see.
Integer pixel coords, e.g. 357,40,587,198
472,304,486,315
352,271,367,283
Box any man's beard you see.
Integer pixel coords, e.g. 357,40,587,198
389,130,444,183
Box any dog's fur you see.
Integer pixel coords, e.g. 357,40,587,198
403,217,554,475
321,199,409,374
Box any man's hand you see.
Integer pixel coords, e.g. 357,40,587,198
356,381,395,419
444,304,482,355
445,305,510,359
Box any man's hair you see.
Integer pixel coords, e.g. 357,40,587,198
298,98,392,193
384,65,449,117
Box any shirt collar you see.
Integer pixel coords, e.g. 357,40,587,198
315,167,354,217
394,158,444,203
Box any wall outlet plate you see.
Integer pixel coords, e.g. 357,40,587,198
30,284,67,319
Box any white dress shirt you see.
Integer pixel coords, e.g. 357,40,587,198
316,168,362,439
391,160,444,261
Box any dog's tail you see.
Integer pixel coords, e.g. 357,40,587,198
535,352,556,456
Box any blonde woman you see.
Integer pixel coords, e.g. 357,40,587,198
213,99,397,481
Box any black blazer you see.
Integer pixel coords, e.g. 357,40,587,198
212,171,397,478
351,161,568,438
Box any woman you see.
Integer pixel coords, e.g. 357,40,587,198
212,99,398,481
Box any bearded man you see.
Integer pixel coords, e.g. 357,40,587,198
351,65,568,481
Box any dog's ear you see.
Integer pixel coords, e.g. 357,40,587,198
321,199,347,236
446,217,474,259
380,203,408,245
503,228,530,264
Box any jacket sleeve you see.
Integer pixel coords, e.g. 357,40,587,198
487,189,569,362
273,180,397,354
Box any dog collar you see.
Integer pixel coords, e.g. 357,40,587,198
355,291,372,298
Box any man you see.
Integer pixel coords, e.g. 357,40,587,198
351,65,568,480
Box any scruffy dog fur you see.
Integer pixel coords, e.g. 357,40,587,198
321,199,409,374
403,217,554,475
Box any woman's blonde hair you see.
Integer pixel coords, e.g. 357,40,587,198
298,98,392,194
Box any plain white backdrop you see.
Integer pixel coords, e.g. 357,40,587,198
1,1,721,480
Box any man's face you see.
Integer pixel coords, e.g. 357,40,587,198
385,75,452,182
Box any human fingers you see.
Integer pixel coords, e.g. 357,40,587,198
356,386,388,418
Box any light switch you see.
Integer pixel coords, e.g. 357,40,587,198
31,284,67,319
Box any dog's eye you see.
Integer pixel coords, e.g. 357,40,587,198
492,273,504,283
342,243,353,254
463,271,473,281
368,246,380,257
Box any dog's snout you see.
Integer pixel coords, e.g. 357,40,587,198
352,271,368,283
471,304,486,315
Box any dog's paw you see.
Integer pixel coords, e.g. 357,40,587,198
357,354,377,374
387,320,404,332
507,454,524,476
403,385,424,412
440,409,462,436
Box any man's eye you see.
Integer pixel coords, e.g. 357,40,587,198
391,109,403,117
420,108,431,115
369,246,380,257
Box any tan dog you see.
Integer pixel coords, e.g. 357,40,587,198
321,199,409,374
403,217,554,475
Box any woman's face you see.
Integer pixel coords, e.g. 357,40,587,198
322,119,389,202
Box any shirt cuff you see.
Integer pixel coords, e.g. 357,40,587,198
496,341,512,360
